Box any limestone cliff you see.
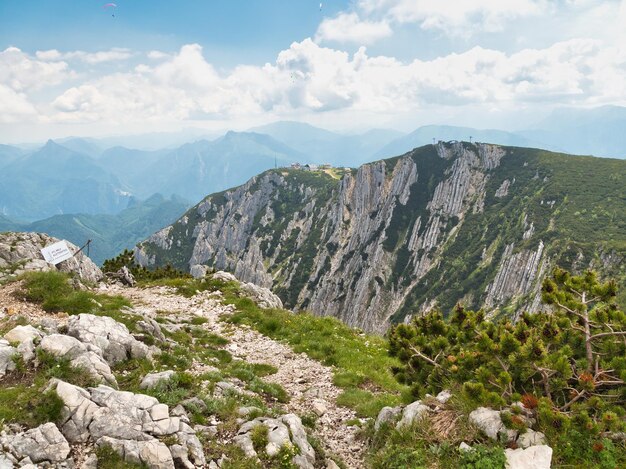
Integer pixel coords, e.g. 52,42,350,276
135,142,626,332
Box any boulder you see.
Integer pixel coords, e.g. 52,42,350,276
0,454,14,468
236,416,315,469
374,406,402,431
40,335,116,385
517,430,547,449
67,314,150,364
312,399,328,417
116,266,136,287
169,444,193,469
0,232,102,283
505,445,552,469
180,397,208,413
212,271,238,283
40,334,88,359
140,370,175,390
70,351,118,386
4,325,43,345
281,414,315,469
396,400,430,429
238,406,262,417
6,423,70,463
136,317,166,343
176,423,206,467
263,418,291,457
459,442,473,453
96,436,174,469
53,380,100,443
436,390,452,404
5,325,43,363
190,264,210,279
239,282,283,309
469,407,504,440
0,340,16,376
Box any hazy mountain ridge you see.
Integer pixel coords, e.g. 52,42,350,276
135,142,626,332
4,107,626,224
0,194,189,265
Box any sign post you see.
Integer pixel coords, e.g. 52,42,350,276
40,241,73,265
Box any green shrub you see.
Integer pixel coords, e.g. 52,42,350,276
388,268,626,467
459,445,506,469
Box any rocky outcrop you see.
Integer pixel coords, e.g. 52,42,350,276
484,241,546,308
1,423,70,464
49,379,205,469
239,281,283,309
66,314,151,364
234,414,315,469
0,232,102,283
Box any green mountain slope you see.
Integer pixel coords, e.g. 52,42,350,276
9,194,189,265
134,142,624,332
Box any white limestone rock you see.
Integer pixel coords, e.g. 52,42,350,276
505,445,552,469
96,436,174,469
436,390,452,404
374,406,402,431
39,334,88,359
4,325,43,345
469,407,504,440
140,370,176,390
67,314,150,364
6,423,70,464
0,340,16,376
239,282,283,309
396,400,430,429
281,414,315,469
517,430,547,449
212,271,238,283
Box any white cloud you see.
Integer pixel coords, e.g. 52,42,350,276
0,47,71,91
3,36,626,132
362,0,547,32
315,12,392,44
36,47,133,64
0,84,38,123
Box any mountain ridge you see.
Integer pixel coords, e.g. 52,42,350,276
135,142,626,332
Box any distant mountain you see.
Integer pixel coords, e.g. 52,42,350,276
100,131,307,202
0,140,132,221
250,121,403,166
374,125,555,159
55,137,106,158
0,214,21,232
0,144,23,169
520,105,626,158
15,194,189,265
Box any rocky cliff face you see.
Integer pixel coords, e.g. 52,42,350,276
135,142,626,332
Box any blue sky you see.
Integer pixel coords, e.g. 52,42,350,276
0,1,343,67
1,1,626,142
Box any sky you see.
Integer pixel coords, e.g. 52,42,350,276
2,0,626,143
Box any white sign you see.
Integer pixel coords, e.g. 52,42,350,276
41,241,73,265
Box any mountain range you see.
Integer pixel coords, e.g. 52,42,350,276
135,142,626,332
0,194,189,265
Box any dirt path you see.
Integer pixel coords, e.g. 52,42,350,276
105,285,366,468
